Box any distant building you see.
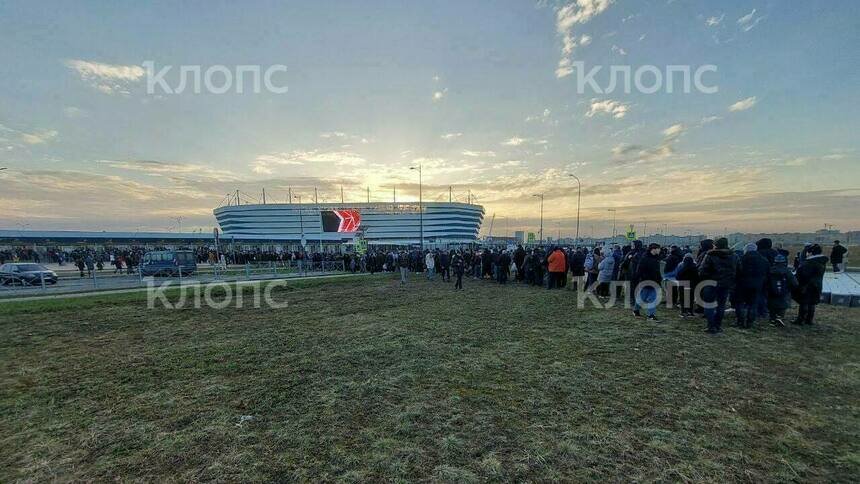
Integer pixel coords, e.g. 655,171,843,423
514,230,525,243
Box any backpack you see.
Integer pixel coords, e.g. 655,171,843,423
769,272,789,298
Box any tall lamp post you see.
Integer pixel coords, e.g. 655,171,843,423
532,194,544,244
410,163,423,250
567,174,581,242
607,208,617,240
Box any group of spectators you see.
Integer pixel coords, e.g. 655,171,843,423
373,238,847,334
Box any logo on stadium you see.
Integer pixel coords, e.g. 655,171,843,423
321,210,361,233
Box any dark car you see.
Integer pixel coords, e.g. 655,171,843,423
0,263,59,286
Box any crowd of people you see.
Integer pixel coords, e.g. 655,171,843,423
0,240,849,327
368,238,845,334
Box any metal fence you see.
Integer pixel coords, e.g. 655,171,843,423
0,260,346,298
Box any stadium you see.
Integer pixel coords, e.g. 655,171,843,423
213,201,485,247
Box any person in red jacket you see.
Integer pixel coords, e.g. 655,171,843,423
547,246,567,290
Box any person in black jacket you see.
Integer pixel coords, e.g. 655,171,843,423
568,248,586,291
830,240,848,273
632,243,663,322
675,253,699,317
452,250,465,290
513,245,526,282
735,243,771,328
793,244,828,325
664,246,683,274
440,250,451,282
497,249,512,284
767,253,797,327
754,238,778,318
698,237,738,334
622,240,646,305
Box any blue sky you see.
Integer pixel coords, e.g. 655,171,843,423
1,0,858,236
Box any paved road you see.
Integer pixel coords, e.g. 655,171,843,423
0,272,371,302
0,264,348,299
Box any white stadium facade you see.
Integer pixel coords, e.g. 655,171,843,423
213,201,485,247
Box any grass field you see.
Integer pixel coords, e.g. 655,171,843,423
1,274,858,482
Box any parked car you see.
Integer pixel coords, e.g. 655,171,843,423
140,250,198,277
0,263,58,286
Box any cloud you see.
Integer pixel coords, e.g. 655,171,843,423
525,108,552,123
63,106,88,119
251,150,367,174
98,159,238,182
440,132,463,140
662,123,685,138
19,129,58,145
729,96,757,112
320,131,370,144
705,14,724,27
64,59,144,94
611,123,686,165
700,115,721,125
585,99,629,119
554,0,613,78
737,9,765,32
462,150,496,158
491,160,523,170
0,124,58,147
501,136,528,146
611,44,627,56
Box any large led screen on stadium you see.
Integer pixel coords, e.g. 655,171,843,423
320,209,361,232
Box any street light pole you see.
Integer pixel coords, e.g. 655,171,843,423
568,174,581,242
607,208,617,240
410,163,423,250
532,194,544,244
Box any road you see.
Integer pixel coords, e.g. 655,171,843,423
0,263,348,299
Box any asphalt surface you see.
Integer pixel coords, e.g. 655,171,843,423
0,264,348,299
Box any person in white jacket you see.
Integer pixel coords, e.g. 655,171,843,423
425,251,435,280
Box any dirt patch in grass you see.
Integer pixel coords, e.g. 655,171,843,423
1,275,858,481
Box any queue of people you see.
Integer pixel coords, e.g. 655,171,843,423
383,237,836,335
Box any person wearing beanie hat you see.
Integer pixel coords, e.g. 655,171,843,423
698,237,739,334
767,253,797,327
736,242,770,328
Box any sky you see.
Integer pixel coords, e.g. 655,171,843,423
1,0,859,237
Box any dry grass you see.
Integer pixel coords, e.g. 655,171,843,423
1,275,858,482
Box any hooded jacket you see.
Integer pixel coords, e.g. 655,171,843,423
767,263,797,309
756,238,778,264
737,249,770,291
547,248,566,273
794,254,829,304
664,247,683,274
569,250,586,276
635,251,662,284
675,255,699,284
696,239,715,266
597,255,616,283
698,249,738,289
